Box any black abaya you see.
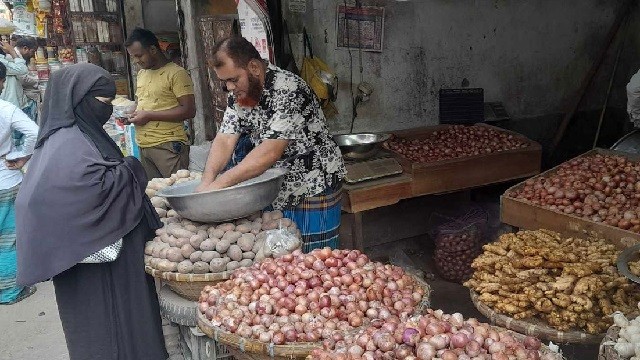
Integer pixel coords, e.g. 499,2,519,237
53,219,167,360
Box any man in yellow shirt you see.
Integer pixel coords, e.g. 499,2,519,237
125,28,196,179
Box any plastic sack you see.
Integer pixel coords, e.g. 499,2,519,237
300,28,338,118
261,220,302,258
429,206,488,283
430,207,487,247
112,98,136,121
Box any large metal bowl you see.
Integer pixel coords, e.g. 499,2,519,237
157,168,287,223
333,133,391,160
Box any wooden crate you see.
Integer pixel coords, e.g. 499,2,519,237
501,148,640,249
388,124,542,197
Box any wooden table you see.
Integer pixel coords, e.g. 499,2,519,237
340,124,542,250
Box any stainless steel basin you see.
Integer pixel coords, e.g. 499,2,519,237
333,133,391,160
157,168,287,223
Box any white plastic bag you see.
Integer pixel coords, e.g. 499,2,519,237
262,220,301,258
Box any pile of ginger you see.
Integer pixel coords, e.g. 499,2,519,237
465,229,640,334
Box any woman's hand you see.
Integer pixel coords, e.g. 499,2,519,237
6,156,30,170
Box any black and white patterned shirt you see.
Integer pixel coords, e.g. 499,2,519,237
219,63,346,209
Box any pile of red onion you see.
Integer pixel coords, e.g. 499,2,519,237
383,125,529,163
508,153,640,233
309,309,561,360
198,248,427,344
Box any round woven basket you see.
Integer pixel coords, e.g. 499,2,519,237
197,311,319,359
470,290,604,344
598,326,622,360
145,266,231,301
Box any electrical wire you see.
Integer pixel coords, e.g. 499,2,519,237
344,0,356,133
356,0,363,84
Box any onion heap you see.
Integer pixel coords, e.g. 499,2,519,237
309,309,561,360
507,153,640,233
383,125,529,163
198,248,427,344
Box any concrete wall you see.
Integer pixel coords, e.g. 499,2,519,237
283,0,637,134
142,0,180,33
123,0,145,33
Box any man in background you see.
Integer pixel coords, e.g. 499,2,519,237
627,69,640,129
0,40,28,112
14,37,38,122
125,28,195,179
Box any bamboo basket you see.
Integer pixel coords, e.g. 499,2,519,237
599,326,623,360
197,311,318,359
470,290,604,344
145,266,231,301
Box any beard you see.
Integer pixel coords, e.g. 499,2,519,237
237,73,263,108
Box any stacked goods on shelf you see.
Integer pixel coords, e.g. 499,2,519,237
197,248,430,357
308,309,563,360
465,230,640,341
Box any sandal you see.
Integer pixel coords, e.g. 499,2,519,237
4,285,37,305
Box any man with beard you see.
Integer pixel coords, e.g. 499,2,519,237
196,36,346,252
125,28,196,179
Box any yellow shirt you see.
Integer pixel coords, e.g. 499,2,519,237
135,62,194,148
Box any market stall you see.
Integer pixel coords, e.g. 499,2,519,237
143,168,312,360
339,123,542,250
0,0,132,121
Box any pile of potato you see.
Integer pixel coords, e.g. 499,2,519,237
464,229,640,334
144,170,301,275
145,210,300,274
146,170,201,219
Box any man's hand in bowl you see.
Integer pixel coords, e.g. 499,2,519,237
195,180,226,193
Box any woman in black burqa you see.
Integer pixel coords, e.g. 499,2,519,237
14,63,167,360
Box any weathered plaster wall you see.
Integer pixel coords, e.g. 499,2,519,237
283,0,633,134
123,0,145,34
142,0,180,33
